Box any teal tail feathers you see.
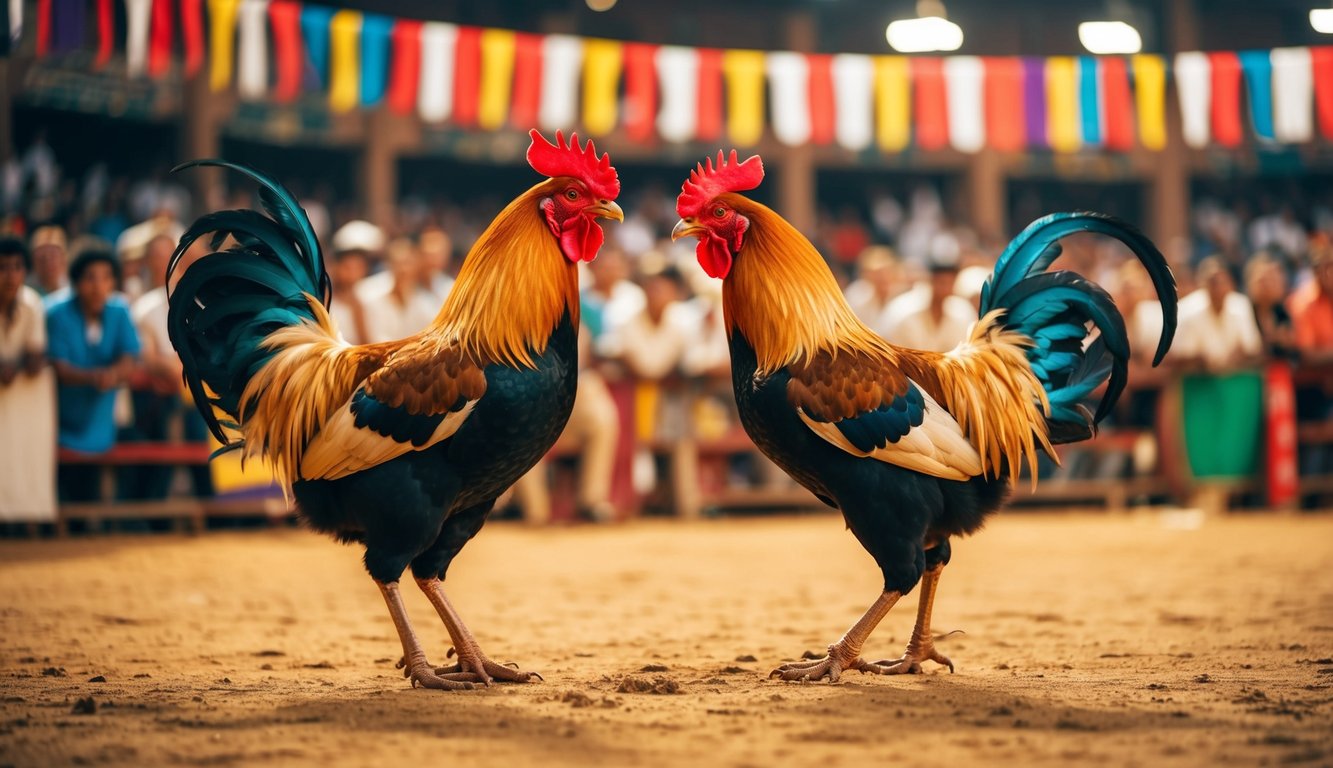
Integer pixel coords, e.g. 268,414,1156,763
979,212,1177,443
166,160,331,448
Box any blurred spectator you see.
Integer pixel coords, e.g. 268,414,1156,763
28,224,68,302
881,259,974,352
828,207,871,269
357,238,437,343
47,249,140,500
1289,238,1333,365
0,237,56,522
417,225,455,303
617,268,696,380
327,221,382,345
1244,252,1297,359
843,246,900,332
582,246,645,358
1247,203,1307,260
116,213,184,301
1173,257,1263,372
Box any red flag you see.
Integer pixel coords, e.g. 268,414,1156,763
984,57,1024,151
912,57,948,150
1209,51,1243,148
148,0,173,78
268,1,302,102
1101,57,1135,151
180,0,204,77
807,54,835,145
95,0,114,68
1313,47,1333,140
36,0,51,56
510,32,542,128
624,42,658,143
386,19,422,114
697,48,724,142
453,26,482,127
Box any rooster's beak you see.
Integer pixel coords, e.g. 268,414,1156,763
672,218,703,241
589,200,624,222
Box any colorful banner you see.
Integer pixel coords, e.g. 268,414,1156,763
385,19,421,115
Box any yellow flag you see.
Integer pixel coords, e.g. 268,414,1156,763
207,0,240,92
874,56,911,152
1132,54,1167,151
478,29,516,130
328,10,361,113
1045,57,1081,153
583,39,624,136
723,49,766,147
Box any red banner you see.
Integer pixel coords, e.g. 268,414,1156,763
386,19,422,114
268,1,303,103
180,0,204,77
984,57,1025,151
807,54,835,145
1264,361,1300,508
1210,51,1244,148
1313,47,1333,140
148,0,173,78
452,26,482,127
623,42,658,143
696,48,724,142
913,57,949,151
95,0,113,68
1101,57,1136,151
509,32,542,128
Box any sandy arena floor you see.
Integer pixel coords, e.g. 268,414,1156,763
0,510,1331,767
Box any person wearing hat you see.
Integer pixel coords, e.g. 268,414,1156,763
843,245,902,335
879,233,976,353
28,224,69,304
327,220,383,345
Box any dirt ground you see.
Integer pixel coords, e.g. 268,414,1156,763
0,511,1331,768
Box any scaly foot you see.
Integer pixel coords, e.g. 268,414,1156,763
862,642,954,675
395,654,478,690
771,644,865,683
430,646,543,686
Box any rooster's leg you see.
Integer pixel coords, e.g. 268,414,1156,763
377,581,477,690
416,577,541,685
860,564,955,675
770,591,902,683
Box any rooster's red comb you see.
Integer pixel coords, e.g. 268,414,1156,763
526,130,620,201
676,150,764,219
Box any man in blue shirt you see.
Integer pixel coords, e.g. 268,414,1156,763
46,248,140,501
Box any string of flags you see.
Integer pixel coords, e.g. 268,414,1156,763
23,0,1333,153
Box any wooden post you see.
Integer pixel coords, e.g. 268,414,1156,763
778,11,818,234
1149,0,1198,252
965,149,1006,241
180,71,226,206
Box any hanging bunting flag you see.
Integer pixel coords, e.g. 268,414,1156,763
766,51,811,147
1271,47,1313,144
1316,47,1333,140
1078,57,1102,146
583,38,623,135
1210,51,1243,148
1133,54,1166,150
807,54,836,145
623,42,658,143
724,49,766,146
1100,56,1135,151
1175,52,1211,148
359,13,394,107
35,0,48,56
944,55,985,153
181,0,204,77
327,10,361,113
1239,50,1275,142
696,48,724,142
656,45,699,143
300,5,334,89
418,22,458,123
452,26,482,125
149,0,174,78
94,0,112,68
126,0,150,77
831,53,873,152
208,0,240,91
539,34,583,132
51,0,84,53
386,19,422,115
912,57,948,151
1022,57,1047,148
1046,56,1081,152
510,32,543,128
874,56,910,152
983,57,1024,151
268,0,303,103
478,29,517,129
237,0,269,100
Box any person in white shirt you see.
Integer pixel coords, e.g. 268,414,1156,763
0,237,56,523
357,239,439,344
879,261,975,353
1173,257,1263,372
843,246,901,333
582,246,646,358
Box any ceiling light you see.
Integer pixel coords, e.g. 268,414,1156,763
886,16,963,53
586,0,617,10
1078,21,1143,54
1313,8,1333,33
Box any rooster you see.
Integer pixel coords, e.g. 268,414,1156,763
167,131,622,690
671,152,1176,682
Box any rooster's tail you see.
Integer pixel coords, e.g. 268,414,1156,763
978,212,1178,445
167,160,361,474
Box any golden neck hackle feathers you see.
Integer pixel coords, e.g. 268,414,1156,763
721,195,893,374
432,179,580,369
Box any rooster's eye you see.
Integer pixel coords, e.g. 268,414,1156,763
565,189,580,201
713,207,726,218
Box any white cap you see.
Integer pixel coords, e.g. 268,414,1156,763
332,220,385,255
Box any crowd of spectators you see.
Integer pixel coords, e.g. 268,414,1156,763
2,135,1333,526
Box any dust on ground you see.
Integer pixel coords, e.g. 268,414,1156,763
1,511,1331,767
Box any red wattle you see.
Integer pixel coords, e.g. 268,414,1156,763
696,235,733,279
560,215,604,263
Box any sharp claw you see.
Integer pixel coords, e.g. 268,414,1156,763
447,647,457,659
530,671,545,682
